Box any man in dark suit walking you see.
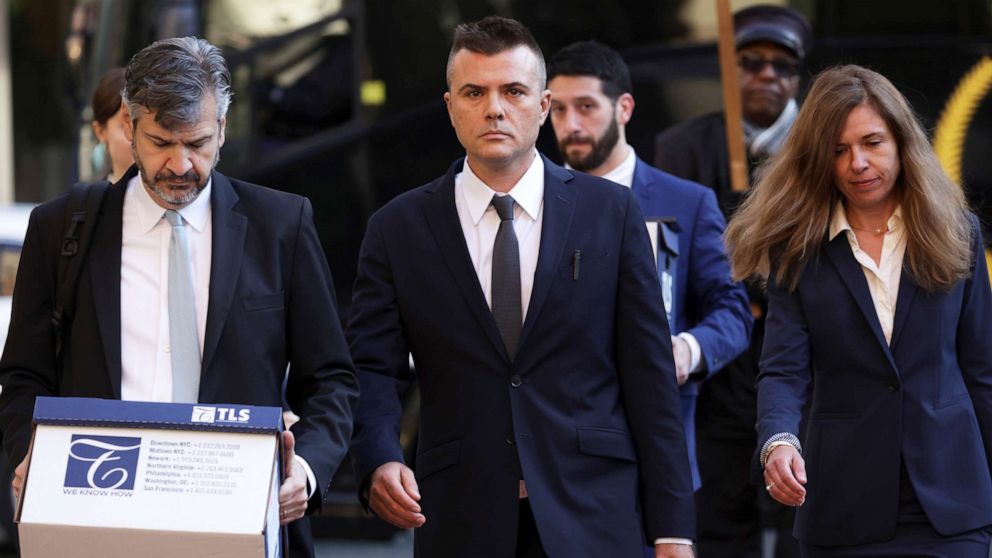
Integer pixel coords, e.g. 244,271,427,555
0,37,358,558
347,16,694,558
546,40,752,493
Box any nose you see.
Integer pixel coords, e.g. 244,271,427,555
485,94,505,121
563,108,583,134
756,60,777,81
165,145,194,176
850,147,869,173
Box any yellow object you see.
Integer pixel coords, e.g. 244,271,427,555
934,57,992,185
361,80,387,107
933,57,992,285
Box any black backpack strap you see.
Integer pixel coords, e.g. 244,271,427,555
52,180,110,362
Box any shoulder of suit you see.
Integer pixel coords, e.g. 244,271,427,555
636,160,712,200
223,174,309,212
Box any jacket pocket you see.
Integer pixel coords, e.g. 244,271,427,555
243,292,284,313
415,439,461,480
576,427,637,463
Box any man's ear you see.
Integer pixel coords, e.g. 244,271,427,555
443,91,454,126
538,88,552,125
616,93,635,126
121,102,134,142
218,116,227,147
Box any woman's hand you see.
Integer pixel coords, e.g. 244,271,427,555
764,444,807,506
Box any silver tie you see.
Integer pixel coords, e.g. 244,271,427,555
165,209,201,403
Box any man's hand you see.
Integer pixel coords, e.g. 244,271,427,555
763,444,807,507
279,430,308,525
655,542,695,558
11,457,26,501
368,461,425,528
671,336,692,385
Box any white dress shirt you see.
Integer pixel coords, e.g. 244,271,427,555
598,147,703,374
121,175,212,402
454,152,544,321
829,204,906,345
120,176,315,492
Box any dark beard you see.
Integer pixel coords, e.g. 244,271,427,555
559,117,620,173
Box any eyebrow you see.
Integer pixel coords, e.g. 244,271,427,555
457,82,530,94
144,131,212,144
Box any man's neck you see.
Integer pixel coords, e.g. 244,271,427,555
586,142,630,178
466,151,536,193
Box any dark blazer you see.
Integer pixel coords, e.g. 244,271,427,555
630,158,752,488
348,156,695,558
757,218,992,546
0,167,359,558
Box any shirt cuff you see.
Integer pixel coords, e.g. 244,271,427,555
293,454,317,499
677,332,703,373
654,538,694,545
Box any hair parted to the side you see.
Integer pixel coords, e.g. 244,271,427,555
547,40,632,101
725,64,973,293
446,16,546,89
123,36,232,129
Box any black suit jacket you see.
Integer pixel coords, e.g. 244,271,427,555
0,167,359,557
348,156,694,558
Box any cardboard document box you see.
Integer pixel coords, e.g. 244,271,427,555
17,397,284,558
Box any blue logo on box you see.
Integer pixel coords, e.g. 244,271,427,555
64,435,141,490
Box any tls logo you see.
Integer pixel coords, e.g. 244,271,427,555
191,406,250,423
64,435,142,490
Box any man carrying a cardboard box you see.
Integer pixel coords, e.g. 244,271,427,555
0,36,358,558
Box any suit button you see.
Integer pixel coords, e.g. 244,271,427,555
888,384,899,392
510,375,522,388
505,435,515,446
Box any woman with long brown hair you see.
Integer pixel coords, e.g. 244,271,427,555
726,64,992,556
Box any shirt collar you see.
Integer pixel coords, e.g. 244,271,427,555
129,173,212,234
599,146,637,188
461,153,544,225
829,202,903,241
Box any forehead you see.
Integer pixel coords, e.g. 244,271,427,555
449,45,543,88
548,75,606,100
134,96,220,137
738,41,797,60
841,104,890,134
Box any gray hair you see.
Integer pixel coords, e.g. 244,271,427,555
122,36,232,128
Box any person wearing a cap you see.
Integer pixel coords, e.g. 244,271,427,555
653,5,813,558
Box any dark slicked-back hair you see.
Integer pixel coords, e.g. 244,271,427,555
446,16,546,88
548,41,632,101
123,36,232,129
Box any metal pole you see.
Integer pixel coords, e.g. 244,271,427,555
0,0,14,204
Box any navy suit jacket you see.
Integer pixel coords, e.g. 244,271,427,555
630,158,752,488
757,217,992,546
0,167,359,558
348,155,695,558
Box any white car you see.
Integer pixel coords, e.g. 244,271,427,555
0,204,34,351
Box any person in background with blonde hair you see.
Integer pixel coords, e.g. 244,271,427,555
725,64,992,556
90,67,134,183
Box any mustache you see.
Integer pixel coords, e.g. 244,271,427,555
154,170,200,183
560,135,594,147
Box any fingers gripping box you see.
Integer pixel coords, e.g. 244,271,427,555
17,397,284,558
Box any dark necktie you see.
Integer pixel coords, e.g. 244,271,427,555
491,195,522,359
165,209,201,403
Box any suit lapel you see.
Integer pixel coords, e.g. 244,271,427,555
888,267,918,350
422,160,510,363
823,236,899,372
519,158,577,353
630,158,656,211
201,172,246,375
90,173,130,398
